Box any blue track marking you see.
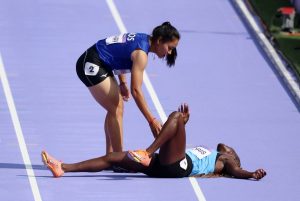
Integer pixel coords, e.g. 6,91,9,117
1,0,300,201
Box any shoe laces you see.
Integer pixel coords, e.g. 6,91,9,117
48,159,59,168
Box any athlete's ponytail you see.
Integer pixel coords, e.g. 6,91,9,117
152,21,180,67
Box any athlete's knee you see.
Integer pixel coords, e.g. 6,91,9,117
105,152,117,163
168,111,183,122
106,152,124,164
167,112,185,129
116,98,124,117
107,100,123,117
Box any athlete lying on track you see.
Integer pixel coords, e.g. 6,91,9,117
42,104,266,180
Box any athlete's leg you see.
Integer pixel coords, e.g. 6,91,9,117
61,152,146,173
88,76,124,153
104,115,112,153
146,111,186,165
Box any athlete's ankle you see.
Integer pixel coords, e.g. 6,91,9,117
61,163,67,172
145,149,152,157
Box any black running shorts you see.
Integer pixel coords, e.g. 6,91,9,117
76,44,114,87
145,154,193,178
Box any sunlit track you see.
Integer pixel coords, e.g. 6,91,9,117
1,0,300,201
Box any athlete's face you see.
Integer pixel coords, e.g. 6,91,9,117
155,38,179,58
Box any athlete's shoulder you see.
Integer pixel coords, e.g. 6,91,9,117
130,33,150,53
137,33,149,36
134,33,150,40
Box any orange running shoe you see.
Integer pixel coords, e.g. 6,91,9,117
128,150,151,167
41,151,64,178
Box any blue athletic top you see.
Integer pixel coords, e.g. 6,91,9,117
186,146,218,176
95,33,150,74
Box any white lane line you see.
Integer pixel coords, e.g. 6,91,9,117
0,54,42,201
105,0,206,200
106,0,127,33
234,0,300,105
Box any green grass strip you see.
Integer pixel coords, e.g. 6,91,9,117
249,0,300,80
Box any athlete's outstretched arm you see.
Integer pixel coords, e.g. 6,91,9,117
131,50,162,137
224,159,266,180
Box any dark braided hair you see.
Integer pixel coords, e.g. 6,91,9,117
151,22,180,67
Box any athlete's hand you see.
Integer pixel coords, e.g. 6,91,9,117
178,103,190,124
119,82,130,101
149,118,162,138
252,169,267,180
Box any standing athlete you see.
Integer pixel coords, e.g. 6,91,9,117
76,22,180,154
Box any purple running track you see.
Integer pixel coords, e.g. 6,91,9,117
0,0,300,201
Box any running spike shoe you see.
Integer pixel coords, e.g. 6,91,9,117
127,150,151,167
41,151,64,178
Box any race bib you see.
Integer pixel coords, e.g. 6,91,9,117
189,146,211,160
84,62,99,76
105,34,126,45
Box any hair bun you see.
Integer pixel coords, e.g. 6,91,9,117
162,21,171,26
